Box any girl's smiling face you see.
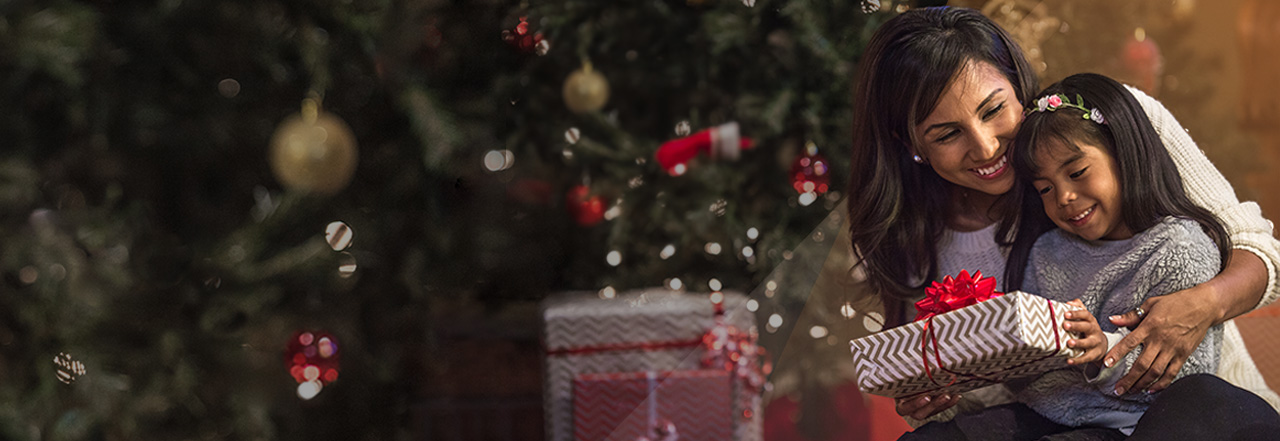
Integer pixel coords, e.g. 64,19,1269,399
914,59,1024,197
1030,140,1133,241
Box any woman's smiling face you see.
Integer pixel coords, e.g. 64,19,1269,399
914,59,1024,197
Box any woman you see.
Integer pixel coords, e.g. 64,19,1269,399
846,6,1280,437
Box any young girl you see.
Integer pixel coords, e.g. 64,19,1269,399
906,73,1231,440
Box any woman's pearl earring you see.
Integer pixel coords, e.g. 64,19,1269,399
912,154,925,164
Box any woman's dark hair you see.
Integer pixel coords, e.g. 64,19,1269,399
1002,73,1231,290
846,7,1039,326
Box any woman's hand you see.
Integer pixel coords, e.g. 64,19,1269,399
895,393,962,420
1062,299,1106,365
1103,288,1217,395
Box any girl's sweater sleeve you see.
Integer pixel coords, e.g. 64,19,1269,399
1127,85,1280,309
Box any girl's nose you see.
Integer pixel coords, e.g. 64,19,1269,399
1057,189,1076,207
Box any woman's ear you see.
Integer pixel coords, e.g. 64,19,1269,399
892,132,927,165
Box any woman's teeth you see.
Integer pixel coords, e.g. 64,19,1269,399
974,155,1007,176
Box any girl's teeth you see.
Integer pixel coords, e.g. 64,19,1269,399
1072,207,1094,221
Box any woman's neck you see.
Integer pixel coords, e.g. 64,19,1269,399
946,185,1003,232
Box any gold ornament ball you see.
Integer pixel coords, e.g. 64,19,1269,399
562,64,610,114
269,108,358,195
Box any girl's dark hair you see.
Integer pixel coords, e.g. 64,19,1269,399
847,7,1039,326
1002,73,1231,290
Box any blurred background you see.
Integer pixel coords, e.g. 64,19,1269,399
1,0,1277,439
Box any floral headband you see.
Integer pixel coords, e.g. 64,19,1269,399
1025,93,1106,125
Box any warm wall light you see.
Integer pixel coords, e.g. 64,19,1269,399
1238,0,1280,130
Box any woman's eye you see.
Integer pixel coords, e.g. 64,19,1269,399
1069,167,1088,179
935,130,958,143
982,103,1005,120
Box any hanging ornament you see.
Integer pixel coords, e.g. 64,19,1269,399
502,16,546,54
565,184,606,227
860,0,881,13
563,62,610,114
53,352,87,384
285,330,341,398
1122,28,1163,94
790,142,830,195
269,97,359,195
655,122,755,175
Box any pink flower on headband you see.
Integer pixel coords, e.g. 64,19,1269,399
1046,95,1063,109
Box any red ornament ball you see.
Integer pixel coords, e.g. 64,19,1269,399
790,151,830,194
565,185,605,227
502,16,544,54
285,330,341,385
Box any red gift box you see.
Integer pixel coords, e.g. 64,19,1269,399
573,370,732,441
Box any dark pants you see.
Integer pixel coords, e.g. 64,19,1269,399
899,374,1280,441
1128,374,1280,441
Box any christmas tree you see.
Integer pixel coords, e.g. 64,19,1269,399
0,0,896,439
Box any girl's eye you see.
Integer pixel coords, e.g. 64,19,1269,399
1037,186,1052,195
1070,167,1089,179
982,103,1005,120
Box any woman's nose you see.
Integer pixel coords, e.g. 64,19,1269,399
970,127,1002,159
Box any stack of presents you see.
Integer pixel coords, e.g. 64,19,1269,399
541,289,766,441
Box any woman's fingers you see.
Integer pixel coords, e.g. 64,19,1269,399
1148,357,1186,392
1108,306,1146,329
895,393,962,419
1134,351,1175,393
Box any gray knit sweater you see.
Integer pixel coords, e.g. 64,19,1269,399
1010,216,1223,431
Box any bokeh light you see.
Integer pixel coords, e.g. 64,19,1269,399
325,221,354,251
660,244,676,260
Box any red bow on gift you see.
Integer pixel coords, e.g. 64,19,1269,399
914,270,1003,321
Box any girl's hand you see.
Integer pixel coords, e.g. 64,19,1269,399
1105,292,1215,395
1063,299,1106,365
894,393,962,420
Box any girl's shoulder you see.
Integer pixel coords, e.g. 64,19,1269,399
1145,216,1213,246
1130,217,1219,267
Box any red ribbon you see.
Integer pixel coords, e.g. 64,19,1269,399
914,270,1003,321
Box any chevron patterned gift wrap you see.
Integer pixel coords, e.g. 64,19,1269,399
543,289,759,441
572,370,731,441
849,291,1084,399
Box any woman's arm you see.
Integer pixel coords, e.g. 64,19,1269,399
1126,85,1280,308
1101,87,1280,395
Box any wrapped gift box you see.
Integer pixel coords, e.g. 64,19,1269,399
573,370,731,441
543,289,760,441
850,291,1083,399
